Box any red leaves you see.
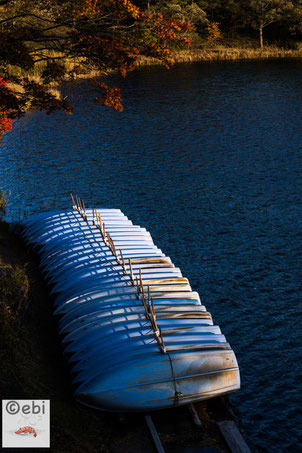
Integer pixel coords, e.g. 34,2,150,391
0,0,193,137
0,74,74,140
0,115,13,134
75,0,192,71
0,75,15,139
95,82,123,112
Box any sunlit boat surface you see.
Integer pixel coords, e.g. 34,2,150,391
17,205,240,412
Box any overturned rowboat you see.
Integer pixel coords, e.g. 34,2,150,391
17,197,240,411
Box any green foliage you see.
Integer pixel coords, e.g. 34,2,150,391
153,0,207,25
150,0,207,45
242,0,295,47
196,0,242,30
247,0,294,28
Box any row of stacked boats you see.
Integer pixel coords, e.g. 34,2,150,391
16,204,240,411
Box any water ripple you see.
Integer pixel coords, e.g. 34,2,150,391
0,59,302,452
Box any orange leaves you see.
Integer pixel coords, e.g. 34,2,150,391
145,12,192,42
75,0,192,72
120,0,140,19
95,82,123,112
79,0,101,16
143,13,192,67
79,0,140,19
206,22,222,42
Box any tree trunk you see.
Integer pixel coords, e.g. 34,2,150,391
259,26,263,49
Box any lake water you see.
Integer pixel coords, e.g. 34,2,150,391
1,59,302,452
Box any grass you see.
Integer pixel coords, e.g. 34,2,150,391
137,44,302,66
6,38,302,92
6,50,102,103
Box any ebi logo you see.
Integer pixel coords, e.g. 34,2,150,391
2,400,50,448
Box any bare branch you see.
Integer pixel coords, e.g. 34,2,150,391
0,13,56,26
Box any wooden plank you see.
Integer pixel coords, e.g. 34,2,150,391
217,421,251,453
142,278,189,285
145,285,192,292
188,403,202,426
157,312,211,319
130,257,171,264
145,415,166,453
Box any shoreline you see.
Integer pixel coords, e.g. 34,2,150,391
7,45,302,101
137,46,302,66
69,46,302,81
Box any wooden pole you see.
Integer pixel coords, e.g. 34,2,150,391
129,259,134,285
111,237,117,256
75,195,80,213
92,207,95,225
139,269,145,298
159,327,166,353
142,293,149,320
110,237,121,264
82,200,87,221
102,222,107,245
79,198,84,217
135,277,140,297
107,232,113,253
151,297,158,332
77,196,81,215
120,249,127,274
81,199,85,219
147,285,151,312
70,193,76,208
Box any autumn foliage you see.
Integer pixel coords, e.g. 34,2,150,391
206,22,222,42
95,82,123,112
0,0,192,139
0,76,15,136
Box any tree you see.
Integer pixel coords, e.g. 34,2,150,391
0,0,191,139
150,0,207,36
245,0,294,48
197,0,241,33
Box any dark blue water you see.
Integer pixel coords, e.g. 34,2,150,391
1,60,302,452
